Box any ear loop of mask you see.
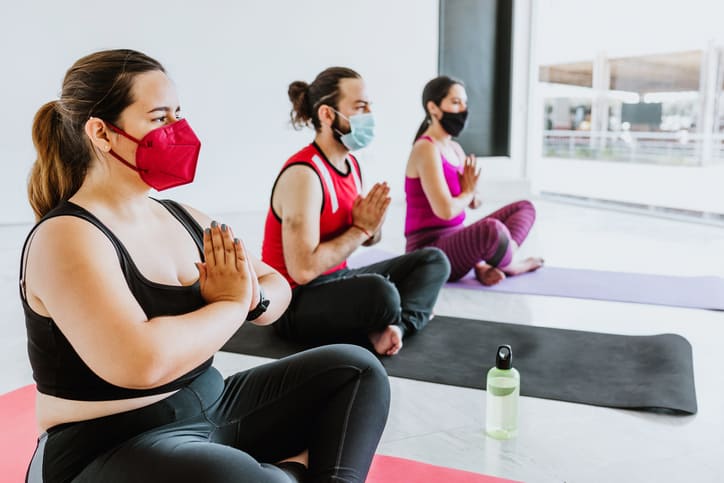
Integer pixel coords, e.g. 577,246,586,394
330,107,351,142
104,122,147,173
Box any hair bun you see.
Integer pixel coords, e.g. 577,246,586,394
288,81,309,103
288,81,312,128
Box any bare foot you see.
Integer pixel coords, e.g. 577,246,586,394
501,257,544,276
369,325,403,356
277,449,308,467
474,262,507,286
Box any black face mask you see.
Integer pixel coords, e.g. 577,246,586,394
439,110,468,137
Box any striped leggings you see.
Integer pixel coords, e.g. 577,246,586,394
405,200,537,282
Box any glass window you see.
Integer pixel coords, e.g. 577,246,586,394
535,0,724,166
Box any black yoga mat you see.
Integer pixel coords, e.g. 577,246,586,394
221,316,697,414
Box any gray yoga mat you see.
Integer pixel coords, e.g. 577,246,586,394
349,248,724,311
221,316,697,414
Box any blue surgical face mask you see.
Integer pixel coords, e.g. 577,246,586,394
333,110,375,151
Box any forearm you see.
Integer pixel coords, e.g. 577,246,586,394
139,301,247,387
362,229,382,246
287,226,368,284
452,191,475,216
435,191,475,220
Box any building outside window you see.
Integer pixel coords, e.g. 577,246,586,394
530,0,724,216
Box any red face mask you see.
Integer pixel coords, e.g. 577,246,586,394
107,119,201,191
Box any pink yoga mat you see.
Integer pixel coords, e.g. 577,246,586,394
0,385,517,483
0,385,37,483
367,455,521,483
349,248,724,310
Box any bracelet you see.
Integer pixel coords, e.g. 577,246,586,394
246,285,269,321
352,224,371,237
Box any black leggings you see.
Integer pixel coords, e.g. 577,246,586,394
27,345,390,483
274,247,450,343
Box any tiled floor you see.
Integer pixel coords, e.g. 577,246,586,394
2,198,723,482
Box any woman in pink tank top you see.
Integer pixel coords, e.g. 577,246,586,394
404,76,543,285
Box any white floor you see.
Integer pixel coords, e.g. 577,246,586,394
2,198,723,482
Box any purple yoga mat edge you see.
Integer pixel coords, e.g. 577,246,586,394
349,248,724,311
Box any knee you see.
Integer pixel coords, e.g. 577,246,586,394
324,344,389,386
480,217,505,230
413,246,451,279
477,218,509,241
518,199,536,218
360,275,401,320
329,343,385,370
344,344,390,397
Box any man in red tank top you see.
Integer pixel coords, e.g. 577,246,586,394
262,67,450,356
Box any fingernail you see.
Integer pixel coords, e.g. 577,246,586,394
234,238,240,244
221,224,227,232
204,228,211,235
211,220,218,228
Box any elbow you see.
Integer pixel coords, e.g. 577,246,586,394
134,355,171,389
280,280,292,306
114,349,173,390
287,266,317,286
252,280,292,326
432,206,456,221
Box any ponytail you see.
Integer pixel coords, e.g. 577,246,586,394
28,101,88,220
413,115,431,144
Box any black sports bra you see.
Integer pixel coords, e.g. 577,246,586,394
19,199,212,401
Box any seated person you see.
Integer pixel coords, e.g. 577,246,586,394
262,67,450,356
22,49,389,483
404,76,543,285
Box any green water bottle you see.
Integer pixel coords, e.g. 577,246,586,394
485,345,519,439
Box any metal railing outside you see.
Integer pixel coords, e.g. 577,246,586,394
542,130,724,166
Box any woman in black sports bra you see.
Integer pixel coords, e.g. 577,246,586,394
21,49,390,483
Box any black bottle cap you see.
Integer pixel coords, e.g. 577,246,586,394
496,345,513,370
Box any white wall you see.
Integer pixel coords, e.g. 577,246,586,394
536,0,724,64
533,158,724,213
0,0,439,223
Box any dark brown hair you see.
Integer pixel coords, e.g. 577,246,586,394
288,67,361,131
28,49,165,219
413,75,464,142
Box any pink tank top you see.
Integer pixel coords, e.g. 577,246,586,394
404,135,466,236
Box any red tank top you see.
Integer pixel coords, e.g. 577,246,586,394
262,143,362,287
